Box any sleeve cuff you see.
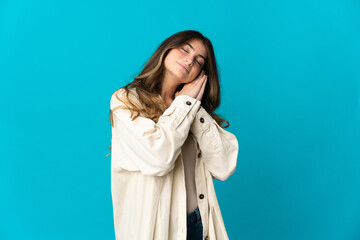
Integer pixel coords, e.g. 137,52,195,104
162,94,201,128
190,106,213,135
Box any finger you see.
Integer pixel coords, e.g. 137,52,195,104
194,70,205,81
196,77,207,100
196,74,207,88
199,76,207,93
202,76,207,89
189,75,205,87
200,70,205,79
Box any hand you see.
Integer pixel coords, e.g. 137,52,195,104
175,70,208,101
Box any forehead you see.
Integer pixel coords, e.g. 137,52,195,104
183,39,207,58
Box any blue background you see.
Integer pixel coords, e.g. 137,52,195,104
1,0,359,239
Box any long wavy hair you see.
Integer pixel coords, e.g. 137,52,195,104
107,30,230,156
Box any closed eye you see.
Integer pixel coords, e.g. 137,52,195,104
181,47,202,66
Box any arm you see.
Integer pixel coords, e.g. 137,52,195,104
190,106,239,181
110,89,201,176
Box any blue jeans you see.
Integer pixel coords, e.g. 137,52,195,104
187,207,203,240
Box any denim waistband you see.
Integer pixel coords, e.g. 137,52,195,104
187,207,202,225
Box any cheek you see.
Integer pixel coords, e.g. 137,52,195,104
166,50,182,64
188,70,200,81
164,53,176,68
193,67,202,77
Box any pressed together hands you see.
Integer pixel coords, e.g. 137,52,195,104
175,70,208,102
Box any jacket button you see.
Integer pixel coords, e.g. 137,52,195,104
197,152,201,158
186,101,191,105
199,194,204,199
205,236,209,240
200,117,205,123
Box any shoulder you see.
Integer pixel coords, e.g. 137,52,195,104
110,87,141,109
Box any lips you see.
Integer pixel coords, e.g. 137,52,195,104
177,62,189,73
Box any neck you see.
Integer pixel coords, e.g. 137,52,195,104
160,72,181,108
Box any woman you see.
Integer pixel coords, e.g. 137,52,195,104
109,30,239,240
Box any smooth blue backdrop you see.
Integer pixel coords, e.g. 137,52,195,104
1,0,359,239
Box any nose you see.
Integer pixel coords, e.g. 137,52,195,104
184,57,194,67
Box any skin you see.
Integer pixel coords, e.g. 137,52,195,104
161,38,208,108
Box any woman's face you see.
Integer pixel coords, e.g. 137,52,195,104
164,38,207,84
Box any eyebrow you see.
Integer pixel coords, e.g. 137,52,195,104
185,43,206,61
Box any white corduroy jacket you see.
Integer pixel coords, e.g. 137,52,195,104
110,87,239,240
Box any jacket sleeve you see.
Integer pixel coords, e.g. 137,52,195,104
110,90,201,176
190,106,239,181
